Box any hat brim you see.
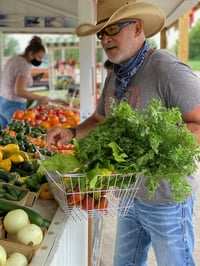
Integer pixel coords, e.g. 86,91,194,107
75,2,166,38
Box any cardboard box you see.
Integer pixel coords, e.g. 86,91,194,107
1,225,46,251
0,183,29,205
0,238,35,265
25,187,41,207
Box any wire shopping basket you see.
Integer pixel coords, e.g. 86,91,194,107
43,169,142,221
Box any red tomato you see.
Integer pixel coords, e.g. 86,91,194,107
58,114,67,123
36,114,47,121
55,109,64,116
28,108,39,115
22,116,31,123
29,120,36,127
81,197,95,210
95,197,109,210
37,105,46,111
47,109,54,115
34,120,41,126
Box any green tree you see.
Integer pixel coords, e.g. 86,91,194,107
43,35,80,64
189,20,200,60
148,38,157,49
3,34,20,56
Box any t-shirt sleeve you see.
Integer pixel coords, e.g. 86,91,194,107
14,58,33,87
16,60,30,77
164,62,200,115
95,75,112,116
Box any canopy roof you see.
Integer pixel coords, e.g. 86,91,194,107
0,0,199,33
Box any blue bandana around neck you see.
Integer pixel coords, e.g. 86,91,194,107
114,40,150,99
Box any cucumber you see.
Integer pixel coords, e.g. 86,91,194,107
0,188,6,193
2,184,19,198
0,170,20,183
0,209,6,216
10,167,29,177
0,170,10,182
4,193,18,201
17,190,28,201
0,200,50,229
14,180,23,186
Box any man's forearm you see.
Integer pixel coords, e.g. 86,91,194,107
186,122,200,144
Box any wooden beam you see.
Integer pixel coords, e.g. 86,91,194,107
194,2,200,10
178,11,189,63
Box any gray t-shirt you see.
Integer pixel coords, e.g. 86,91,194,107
96,49,200,204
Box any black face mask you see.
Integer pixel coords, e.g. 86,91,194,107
31,58,42,67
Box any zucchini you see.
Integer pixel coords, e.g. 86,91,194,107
0,200,50,229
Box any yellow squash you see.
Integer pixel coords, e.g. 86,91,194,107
0,144,20,153
9,153,24,163
39,183,54,200
0,158,12,172
0,150,3,161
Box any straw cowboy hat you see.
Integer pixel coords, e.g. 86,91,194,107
75,0,166,38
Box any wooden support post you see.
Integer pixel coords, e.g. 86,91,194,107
88,217,93,266
160,28,167,49
178,11,189,63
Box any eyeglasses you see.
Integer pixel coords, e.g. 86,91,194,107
96,20,137,40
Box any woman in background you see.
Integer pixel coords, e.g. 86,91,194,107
0,36,53,128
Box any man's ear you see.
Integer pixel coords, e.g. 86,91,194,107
135,21,142,36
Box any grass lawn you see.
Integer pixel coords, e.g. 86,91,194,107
188,60,200,71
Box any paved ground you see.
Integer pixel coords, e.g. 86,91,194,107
100,179,200,266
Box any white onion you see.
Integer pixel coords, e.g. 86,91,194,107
0,245,7,266
6,252,28,266
17,224,43,246
3,209,29,234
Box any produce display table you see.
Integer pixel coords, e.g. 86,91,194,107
30,198,92,266
0,104,102,266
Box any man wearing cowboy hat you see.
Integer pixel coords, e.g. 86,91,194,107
46,1,200,265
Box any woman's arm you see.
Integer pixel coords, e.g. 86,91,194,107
14,75,49,103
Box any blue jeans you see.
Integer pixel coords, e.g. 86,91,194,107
113,196,196,266
0,96,26,128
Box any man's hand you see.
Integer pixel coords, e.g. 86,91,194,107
46,126,74,149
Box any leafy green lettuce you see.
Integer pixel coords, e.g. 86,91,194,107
42,99,200,202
